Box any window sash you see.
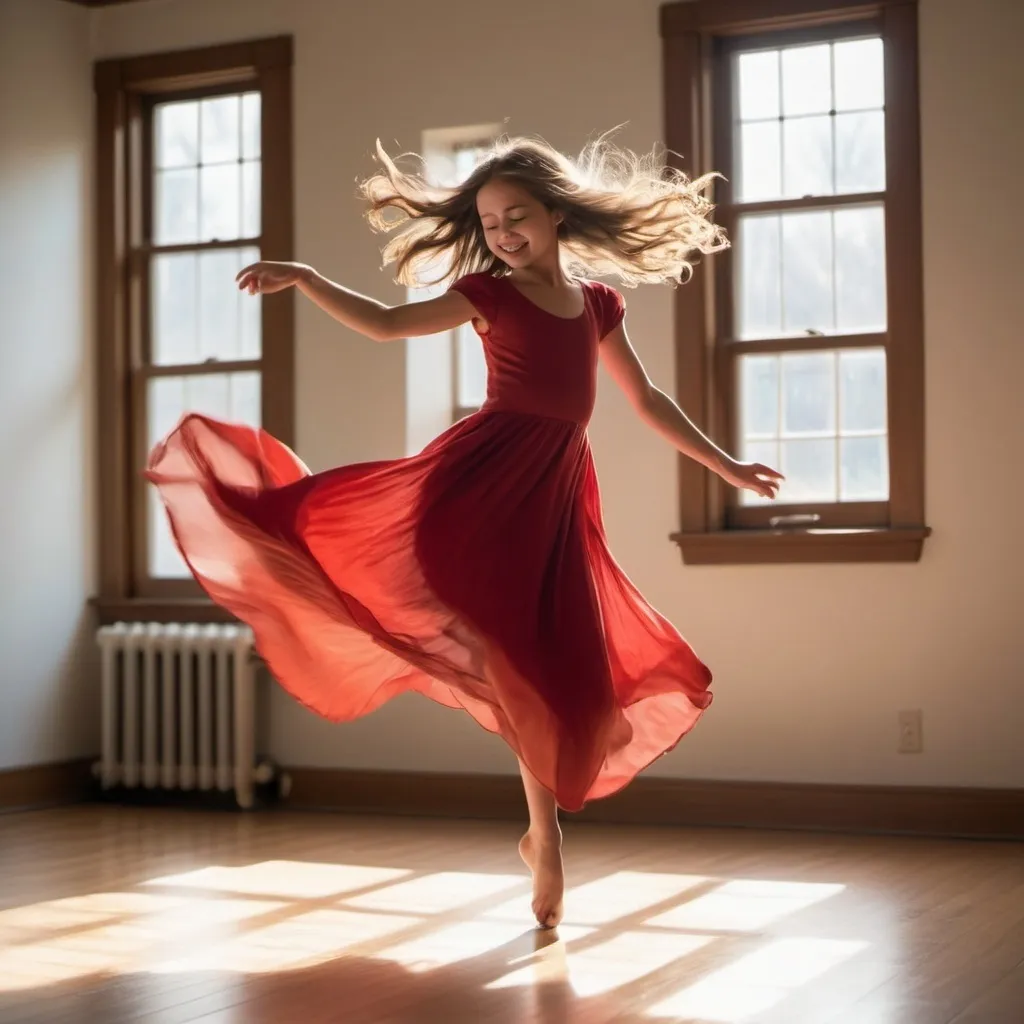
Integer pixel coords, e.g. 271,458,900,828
95,37,294,608
660,1,923,552
713,23,893,528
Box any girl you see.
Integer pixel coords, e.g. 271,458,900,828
147,133,782,930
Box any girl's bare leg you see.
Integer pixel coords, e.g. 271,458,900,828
517,758,564,928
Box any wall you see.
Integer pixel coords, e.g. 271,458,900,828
0,0,98,770
90,0,1024,789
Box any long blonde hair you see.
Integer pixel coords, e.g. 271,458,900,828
358,130,727,288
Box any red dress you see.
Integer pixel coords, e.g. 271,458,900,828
147,273,712,811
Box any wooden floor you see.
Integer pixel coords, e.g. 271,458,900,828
0,807,1021,1024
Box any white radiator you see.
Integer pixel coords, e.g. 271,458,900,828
95,622,260,809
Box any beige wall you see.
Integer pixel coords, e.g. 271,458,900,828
85,0,1024,789
0,0,99,769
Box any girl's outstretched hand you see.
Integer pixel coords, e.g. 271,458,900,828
718,458,784,500
236,261,309,295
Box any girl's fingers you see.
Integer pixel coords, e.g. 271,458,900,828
755,463,785,482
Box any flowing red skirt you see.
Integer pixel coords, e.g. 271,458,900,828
146,410,712,811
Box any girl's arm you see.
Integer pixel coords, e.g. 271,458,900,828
236,261,477,342
599,322,783,500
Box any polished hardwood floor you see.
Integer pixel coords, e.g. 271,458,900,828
0,806,1021,1023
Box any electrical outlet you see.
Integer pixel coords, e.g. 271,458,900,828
898,709,923,754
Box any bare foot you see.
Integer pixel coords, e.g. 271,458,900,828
519,830,564,929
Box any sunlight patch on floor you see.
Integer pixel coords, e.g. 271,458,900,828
0,858,865,1014
376,920,531,972
488,929,712,995
646,879,846,933
646,937,869,1021
142,861,412,900
557,871,709,926
344,871,525,914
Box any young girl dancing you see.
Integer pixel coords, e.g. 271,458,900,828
147,133,782,929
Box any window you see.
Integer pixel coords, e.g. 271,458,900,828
416,129,497,420
94,38,294,620
661,0,928,564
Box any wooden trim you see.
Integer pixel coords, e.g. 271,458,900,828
664,28,711,535
285,767,1024,841
882,2,925,528
95,75,132,598
727,500,889,530
141,359,263,379
93,596,236,624
661,0,898,37
721,192,886,216
259,58,296,449
722,332,886,355
134,237,262,258
62,1,149,7
0,761,95,812
94,37,292,94
672,526,930,564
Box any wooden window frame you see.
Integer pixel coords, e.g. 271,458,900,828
661,0,929,564
93,37,294,623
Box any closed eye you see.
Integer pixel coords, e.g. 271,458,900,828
483,218,525,231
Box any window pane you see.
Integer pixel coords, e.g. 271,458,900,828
780,438,836,502
147,373,262,441
453,146,485,184
198,250,243,361
739,355,779,438
457,324,487,408
198,246,261,361
738,348,888,507
839,349,887,433
154,168,198,245
782,352,835,437
737,50,780,120
155,101,198,169
737,215,782,339
151,253,198,364
781,44,831,116
241,92,261,159
152,246,259,365
841,436,889,500
783,115,833,198
200,163,242,241
834,38,884,111
200,96,240,165
148,371,261,577
835,111,885,193
835,205,886,333
738,121,781,201
781,211,833,334
241,160,261,237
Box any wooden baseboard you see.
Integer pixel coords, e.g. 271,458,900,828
0,759,95,812
285,768,1024,841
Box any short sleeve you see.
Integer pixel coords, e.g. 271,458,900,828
449,272,502,327
594,281,625,339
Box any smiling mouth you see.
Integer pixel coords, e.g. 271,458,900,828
499,242,526,254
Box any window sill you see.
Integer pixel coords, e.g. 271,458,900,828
671,527,931,565
92,596,236,625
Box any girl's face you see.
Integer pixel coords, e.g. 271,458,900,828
476,177,562,271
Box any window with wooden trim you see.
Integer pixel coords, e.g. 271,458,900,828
661,0,928,564
94,38,293,621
